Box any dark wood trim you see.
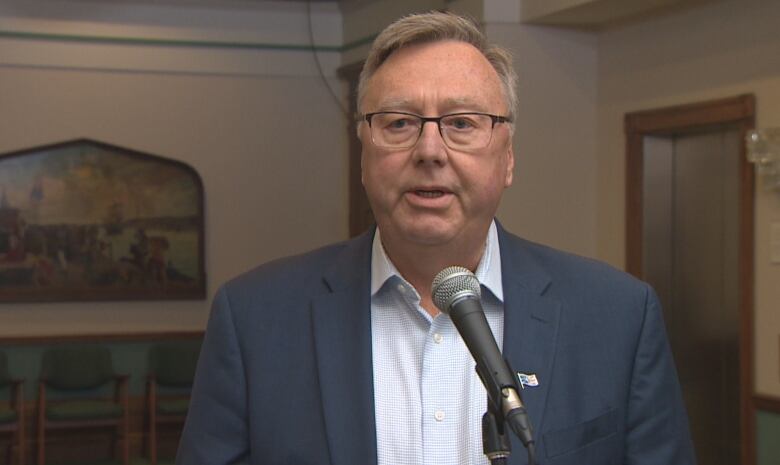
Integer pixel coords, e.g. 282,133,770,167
624,94,756,465
337,60,375,237
624,130,644,276
737,107,757,465
624,94,755,135
754,394,780,414
0,331,203,345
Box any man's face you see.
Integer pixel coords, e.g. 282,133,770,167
359,40,514,249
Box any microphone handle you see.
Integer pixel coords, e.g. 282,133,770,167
449,295,535,448
448,296,519,410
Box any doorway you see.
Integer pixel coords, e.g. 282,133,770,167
625,95,755,465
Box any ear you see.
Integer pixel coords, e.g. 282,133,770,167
361,155,366,186
357,124,367,186
504,145,514,188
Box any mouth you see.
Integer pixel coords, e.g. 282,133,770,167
413,189,447,198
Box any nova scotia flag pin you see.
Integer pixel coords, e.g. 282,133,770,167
517,372,539,389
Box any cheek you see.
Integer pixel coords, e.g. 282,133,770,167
459,162,509,205
361,155,399,205
362,156,385,186
360,148,383,186
364,151,407,184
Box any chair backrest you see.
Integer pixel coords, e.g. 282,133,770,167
41,345,114,390
149,340,201,387
0,350,10,388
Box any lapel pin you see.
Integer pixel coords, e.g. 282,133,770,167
517,372,539,389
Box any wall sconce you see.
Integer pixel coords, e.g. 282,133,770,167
746,128,780,190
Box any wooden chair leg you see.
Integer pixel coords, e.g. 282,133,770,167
35,425,44,465
18,392,25,465
148,379,157,465
18,422,26,465
7,433,13,465
150,418,157,465
36,383,45,465
123,418,129,465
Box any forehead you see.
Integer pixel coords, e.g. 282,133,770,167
363,40,505,113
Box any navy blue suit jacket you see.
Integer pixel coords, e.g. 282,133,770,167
177,225,695,465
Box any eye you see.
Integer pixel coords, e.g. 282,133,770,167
452,118,474,129
443,115,479,131
388,118,412,129
377,114,419,132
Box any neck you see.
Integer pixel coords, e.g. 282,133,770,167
379,227,488,317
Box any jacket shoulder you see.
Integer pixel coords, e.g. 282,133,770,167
500,231,651,304
220,232,369,305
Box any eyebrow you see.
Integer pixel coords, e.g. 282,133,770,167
373,98,413,112
373,97,492,114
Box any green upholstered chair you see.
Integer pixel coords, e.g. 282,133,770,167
0,350,25,465
145,340,200,465
36,345,128,465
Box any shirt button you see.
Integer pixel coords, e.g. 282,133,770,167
434,410,445,422
397,284,406,293
433,333,443,344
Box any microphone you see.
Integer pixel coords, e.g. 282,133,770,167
431,266,534,449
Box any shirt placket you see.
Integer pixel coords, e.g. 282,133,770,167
420,312,460,465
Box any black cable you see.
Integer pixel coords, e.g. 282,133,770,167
306,0,350,119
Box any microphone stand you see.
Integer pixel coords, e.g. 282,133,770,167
482,402,511,465
477,358,537,465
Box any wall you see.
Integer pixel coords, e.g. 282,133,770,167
597,0,780,398
341,0,446,64
0,0,349,336
489,21,599,256
758,410,780,465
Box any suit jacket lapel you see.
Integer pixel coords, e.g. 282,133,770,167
311,230,378,465
498,225,561,446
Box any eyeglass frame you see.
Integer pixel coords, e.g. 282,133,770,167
360,111,513,150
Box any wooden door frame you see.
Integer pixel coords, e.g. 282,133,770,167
624,94,756,465
337,60,375,237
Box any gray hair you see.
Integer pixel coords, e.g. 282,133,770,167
357,11,518,120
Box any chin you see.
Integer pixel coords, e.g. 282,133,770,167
399,222,459,246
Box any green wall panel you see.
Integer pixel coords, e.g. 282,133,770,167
758,409,780,465
1,338,201,398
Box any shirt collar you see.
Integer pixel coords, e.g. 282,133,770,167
370,221,504,302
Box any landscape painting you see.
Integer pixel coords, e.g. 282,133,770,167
0,139,205,301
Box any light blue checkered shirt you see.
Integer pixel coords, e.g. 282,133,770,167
371,221,505,465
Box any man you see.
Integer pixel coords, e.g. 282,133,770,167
177,11,695,465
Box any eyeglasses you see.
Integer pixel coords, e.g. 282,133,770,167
362,111,512,151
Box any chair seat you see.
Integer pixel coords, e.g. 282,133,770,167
0,405,17,423
157,398,189,416
46,400,123,421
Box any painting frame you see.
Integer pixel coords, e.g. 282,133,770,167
0,139,206,302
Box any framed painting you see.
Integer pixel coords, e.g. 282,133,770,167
0,139,205,301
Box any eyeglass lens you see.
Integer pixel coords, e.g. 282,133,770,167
370,113,495,150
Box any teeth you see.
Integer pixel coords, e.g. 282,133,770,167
416,190,444,198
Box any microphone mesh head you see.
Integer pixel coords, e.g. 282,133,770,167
431,266,481,313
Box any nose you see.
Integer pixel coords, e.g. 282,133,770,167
412,120,447,165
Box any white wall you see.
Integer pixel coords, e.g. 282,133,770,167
0,0,349,336
489,22,599,257
597,0,780,397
